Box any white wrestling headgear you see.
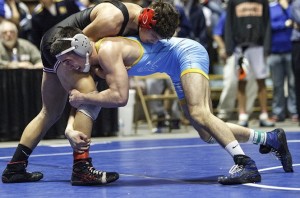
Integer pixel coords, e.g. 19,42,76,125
55,34,92,73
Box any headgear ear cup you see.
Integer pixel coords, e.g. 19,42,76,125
71,34,92,57
71,34,92,73
56,34,92,73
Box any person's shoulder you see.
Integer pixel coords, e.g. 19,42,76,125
169,37,206,48
119,1,142,16
98,37,127,54
163,37,189,43
97,37,117,50
18,38,37,48
18,38,31,43
123,1,142,9
122,1,141,8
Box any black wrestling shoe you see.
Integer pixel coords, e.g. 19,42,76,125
218,155,261,185
71,158,119,186
259,128,293,172
2,161,43,183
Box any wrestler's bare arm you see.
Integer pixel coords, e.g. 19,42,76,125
57,63,97,150
73,40,129,107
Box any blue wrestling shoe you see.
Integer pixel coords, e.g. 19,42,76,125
71,158,119,186
218,155,261,185
259,128,293,172
2,161,43,183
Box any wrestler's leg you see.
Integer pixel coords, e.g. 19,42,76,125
20,72,68,149
181,72,261,184
181,73,293,174
181,73,238,147
56,65,119,186
179,95,215,143
2,72,68,183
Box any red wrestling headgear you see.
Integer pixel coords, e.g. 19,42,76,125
138,8,157,29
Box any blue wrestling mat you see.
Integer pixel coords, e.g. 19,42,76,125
0,131,299,198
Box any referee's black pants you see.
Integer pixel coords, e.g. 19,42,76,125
292,41,300,120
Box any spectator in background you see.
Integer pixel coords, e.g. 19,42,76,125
30,0,84,48
173,1,191,38
268,0,298,122
200,0,212,30
225,0,274,127
201,0,225,67
291,0,300,125
0,0,5,21
214,11,257,121
3,0,19,26
176,0,219,70
0,20,42,69
4,0,32,40
179,0,208,48
202,0,224,29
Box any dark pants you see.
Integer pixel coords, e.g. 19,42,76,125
292,41,300,118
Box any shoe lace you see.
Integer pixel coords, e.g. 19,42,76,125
270,148,282,160
228,164,244,175
88,166,103,176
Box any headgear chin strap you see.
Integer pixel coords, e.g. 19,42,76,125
138,8,157,29
56,34,92,73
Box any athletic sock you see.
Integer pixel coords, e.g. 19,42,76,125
11,144,32,162
225,140,245,157
73,150,90,161
248,129,267,145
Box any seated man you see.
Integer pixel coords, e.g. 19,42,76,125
0,20,42,69
52,26,293,185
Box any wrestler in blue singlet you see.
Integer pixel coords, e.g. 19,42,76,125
126,37,210,100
